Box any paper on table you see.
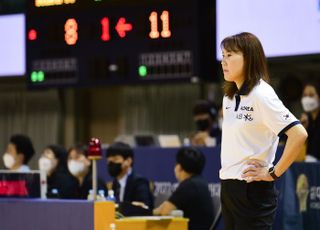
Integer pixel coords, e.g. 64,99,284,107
119,216,174,220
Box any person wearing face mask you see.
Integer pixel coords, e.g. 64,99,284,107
67,144,107,199
106,142,154,209
190,100,222,146
2,134,35,172
300,82,320,161
38,145,78,199
153,147,214,230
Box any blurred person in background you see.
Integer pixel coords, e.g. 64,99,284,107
191,100,222,146
300,81,320,161
2,134,35,172
106,142,154,209
153,147,214,230
67,144,107,199
39,144,78,199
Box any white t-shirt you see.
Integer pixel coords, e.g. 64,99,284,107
118,168,132,202
220,79,300,180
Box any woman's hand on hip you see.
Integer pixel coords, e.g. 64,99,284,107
241,159,274,183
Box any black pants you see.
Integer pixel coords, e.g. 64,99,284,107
221,180,277,230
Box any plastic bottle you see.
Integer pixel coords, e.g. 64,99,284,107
183,137,190,146
98,189,106,201
109,223,116,230
47,188,60,199
106,190,116,202
87,189,94,201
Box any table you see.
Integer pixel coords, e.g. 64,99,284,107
0,199,114,230
115,217,188,230
0,199,188,230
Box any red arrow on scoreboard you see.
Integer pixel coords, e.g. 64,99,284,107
115,17,133,38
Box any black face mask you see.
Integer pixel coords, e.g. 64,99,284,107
107,162,122,178
196,119,210,131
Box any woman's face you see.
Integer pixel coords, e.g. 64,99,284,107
3,143,21,170
301,85,320,112
39,149,58,175
221,48,245,86
67,149,90,177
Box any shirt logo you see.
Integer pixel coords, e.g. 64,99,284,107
283,114,290,120
225,106,231,110
236,113,253,121
240,106,254,111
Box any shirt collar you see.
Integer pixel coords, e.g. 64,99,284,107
118,167,132,187
237,80,250,96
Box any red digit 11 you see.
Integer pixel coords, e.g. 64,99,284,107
149,10,171,39
64,18,78,45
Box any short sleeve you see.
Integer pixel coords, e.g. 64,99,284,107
168,182,193,209
257,90,300,136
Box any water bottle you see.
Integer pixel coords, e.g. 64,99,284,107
47,188,60,199
106,190,116,202
109,223,116,230
98,189,106,201
183,137,190,146
87,189,94,201
170,209,184,217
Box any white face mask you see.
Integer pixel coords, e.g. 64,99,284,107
38,157,53,174
301,96,319,112
3,153,15,169
68,160,86,176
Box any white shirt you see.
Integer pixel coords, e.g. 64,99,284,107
118,168,132,202
220,80,299,180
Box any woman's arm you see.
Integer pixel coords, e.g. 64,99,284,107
274,124,308,176
242,124,308,182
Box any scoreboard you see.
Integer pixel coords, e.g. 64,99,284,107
26,0,215,88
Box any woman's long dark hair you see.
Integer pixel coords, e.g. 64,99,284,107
221,32,270,98
46,144,69,172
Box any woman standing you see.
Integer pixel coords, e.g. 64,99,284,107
219,32,307,229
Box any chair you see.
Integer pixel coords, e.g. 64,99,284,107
209,195,222,230
153,191,172,208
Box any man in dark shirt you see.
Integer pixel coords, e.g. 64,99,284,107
191,100,222,146
106,142,154,209
153,147,214,230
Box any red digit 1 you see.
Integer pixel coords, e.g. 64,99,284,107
101,17,110,41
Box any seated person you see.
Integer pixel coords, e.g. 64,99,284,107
153,147,214,230
191,100,221,146
67,144,107,199
38,144,78,199
300,81,320,161
106,142,154,209
2,134,35,172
